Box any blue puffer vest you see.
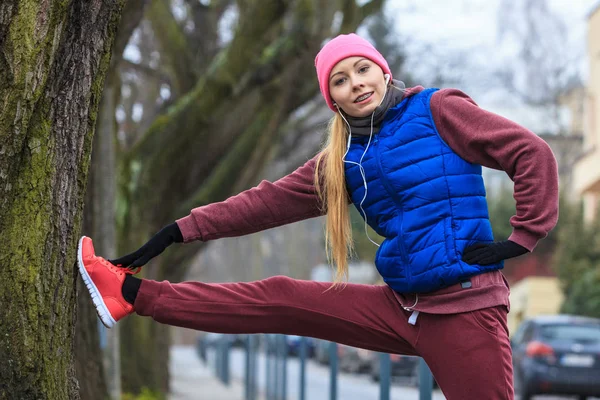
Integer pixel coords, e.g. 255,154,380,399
344,88,503,293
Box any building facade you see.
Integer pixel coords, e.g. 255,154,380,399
508,277,564,335
574,4,600,222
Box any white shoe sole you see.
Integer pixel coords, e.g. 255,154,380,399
77,236,116,328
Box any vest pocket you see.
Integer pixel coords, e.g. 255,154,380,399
397,229,410,266
375,237,410,281
443,217,457,263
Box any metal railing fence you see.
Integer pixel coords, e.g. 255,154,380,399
206,334,434,400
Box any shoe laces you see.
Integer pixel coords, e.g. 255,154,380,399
100,257,141,276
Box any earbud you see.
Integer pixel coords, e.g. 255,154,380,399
384,74,390,84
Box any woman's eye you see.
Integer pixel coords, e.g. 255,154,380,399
358,65,370,73
334,77,346,86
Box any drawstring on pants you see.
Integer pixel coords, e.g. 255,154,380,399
403,294,420,325
408,311,420,325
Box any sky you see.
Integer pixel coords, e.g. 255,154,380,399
388,0,597,46
385,0,599,133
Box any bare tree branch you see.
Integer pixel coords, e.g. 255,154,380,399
121,59,171,82
146,0,197,96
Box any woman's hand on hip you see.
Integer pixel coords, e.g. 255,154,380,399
462,240,528,265
109,222,183,269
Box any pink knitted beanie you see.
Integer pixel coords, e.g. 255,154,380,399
314,33,392,112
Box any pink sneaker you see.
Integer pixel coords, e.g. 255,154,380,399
77,236,139,328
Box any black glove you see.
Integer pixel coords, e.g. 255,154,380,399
109,222,183,269
462,240,528,265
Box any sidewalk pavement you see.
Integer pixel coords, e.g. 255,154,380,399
168,345,246,400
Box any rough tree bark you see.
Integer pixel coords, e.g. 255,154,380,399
0,1,125,398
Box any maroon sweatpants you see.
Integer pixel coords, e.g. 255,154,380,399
135,276,514,400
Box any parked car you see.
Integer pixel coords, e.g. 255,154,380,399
312,340,373,372
369,353,419,382
410,360,439,390
196,333,227,362
511,314,600,400
313,339,334,365
285,335,316,357
367,352,438,388
338,344,372,374
196,333,259,361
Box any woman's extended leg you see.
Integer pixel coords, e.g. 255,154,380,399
134,275,420,356
78,236,419,355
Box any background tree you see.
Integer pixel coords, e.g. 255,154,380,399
0,1,125,398
495,0,583,133
486,183,570,282
554,201,600,318
475,0,587,286
99,0,387,395
486,184,516,243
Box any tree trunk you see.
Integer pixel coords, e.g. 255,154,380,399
0,1,125,398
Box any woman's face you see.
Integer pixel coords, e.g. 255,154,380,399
328,57,387,117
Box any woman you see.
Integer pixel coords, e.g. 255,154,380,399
78,33,558,399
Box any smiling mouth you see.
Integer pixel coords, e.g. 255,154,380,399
354,92,373,103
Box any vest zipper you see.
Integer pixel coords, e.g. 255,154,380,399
372,137,410,266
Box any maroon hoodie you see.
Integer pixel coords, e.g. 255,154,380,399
176,87,559,314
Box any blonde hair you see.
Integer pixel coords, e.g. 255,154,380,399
314,113,354,285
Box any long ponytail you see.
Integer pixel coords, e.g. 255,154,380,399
314,113,354,284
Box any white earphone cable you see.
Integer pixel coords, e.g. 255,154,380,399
339,77,390,248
